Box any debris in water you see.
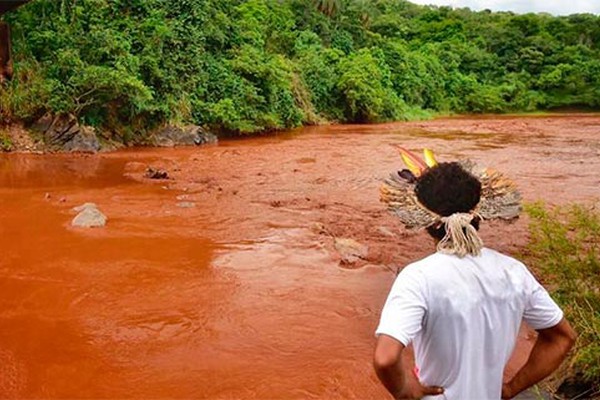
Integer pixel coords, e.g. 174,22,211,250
145,167,169,180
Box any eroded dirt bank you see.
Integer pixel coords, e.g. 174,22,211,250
0,115,599,398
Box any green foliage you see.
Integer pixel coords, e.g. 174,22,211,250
0,130,12,151
1,0,600,139
524,203,600,386
465,83,508,113
0,60,55,123
295,33,344,120
336,48,405,122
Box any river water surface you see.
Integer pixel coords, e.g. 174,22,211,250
1,115,599,398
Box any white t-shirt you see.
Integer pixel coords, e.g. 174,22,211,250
376,248,563,400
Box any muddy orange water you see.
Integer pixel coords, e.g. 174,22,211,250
1,115,599,398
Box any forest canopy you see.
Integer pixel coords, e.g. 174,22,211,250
1,0,600,138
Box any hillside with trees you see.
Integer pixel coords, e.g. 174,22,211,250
1,0,599,141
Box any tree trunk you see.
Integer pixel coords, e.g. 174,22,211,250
0,21,13,83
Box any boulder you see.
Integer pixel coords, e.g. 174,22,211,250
62,125,100,153
72,203,107,228
73,202,98,212
32,114,100,153
152,125,217,147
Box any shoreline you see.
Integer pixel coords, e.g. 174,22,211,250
2,111,600,155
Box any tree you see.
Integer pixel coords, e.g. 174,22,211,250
313,0,341,17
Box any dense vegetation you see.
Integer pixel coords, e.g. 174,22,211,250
1,0,600,139
524,203,600,394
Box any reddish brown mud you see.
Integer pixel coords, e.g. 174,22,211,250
0,115,599,398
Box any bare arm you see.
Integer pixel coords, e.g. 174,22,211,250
503,318,577,399
374,334,444,400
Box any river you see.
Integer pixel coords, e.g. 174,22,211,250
0,115,599,398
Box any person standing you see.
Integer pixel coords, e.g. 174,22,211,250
375,152,576,399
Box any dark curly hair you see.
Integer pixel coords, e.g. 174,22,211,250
415,162,482,240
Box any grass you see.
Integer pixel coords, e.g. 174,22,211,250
522,202,600,393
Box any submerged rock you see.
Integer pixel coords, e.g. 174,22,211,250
72,203,107,228
310,222,327,235
377,226,396,237
152,125,217,147
145,167,169,180
334,237,368,264
176,201,196,208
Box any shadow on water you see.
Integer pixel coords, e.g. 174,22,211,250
0,153,132,189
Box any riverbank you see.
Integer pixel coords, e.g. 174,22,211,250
3,0,600,141
2,111,600,154
0,117,219,153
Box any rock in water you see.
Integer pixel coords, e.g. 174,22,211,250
145,167,169,179
62,125,100,153
32,114,101,153
72,203,107,228
152,125,218,147
377,226,396,237
334,238,368,264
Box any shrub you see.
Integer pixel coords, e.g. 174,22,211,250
295,34,344,120
336,48,405,122
0,130,12,151
524,203,600,390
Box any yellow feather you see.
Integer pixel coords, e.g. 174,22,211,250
423,148,438,168
401,153,423,177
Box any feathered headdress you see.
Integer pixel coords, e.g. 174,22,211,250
380,146,521,257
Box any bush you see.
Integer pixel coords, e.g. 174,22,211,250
381,41,449,111
295,33,344,120
524,203,600,389
464,83,508,113
0,130,13,151
336,48,405,122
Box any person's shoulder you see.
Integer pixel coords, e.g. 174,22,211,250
480,247,525,266
479,247,532,278
406,248,528,274
402,252,450,274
